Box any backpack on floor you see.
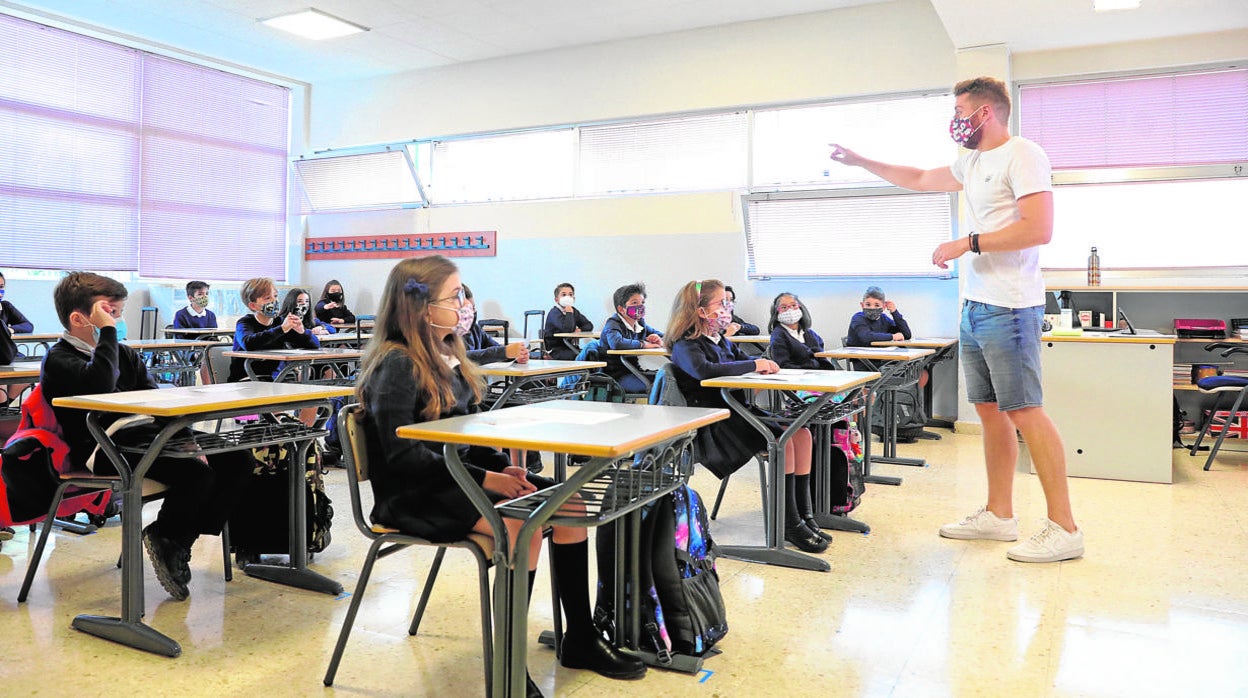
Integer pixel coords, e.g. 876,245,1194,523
828,421,865,514
229,416,333,556
870,382,926,442
594,484,728,663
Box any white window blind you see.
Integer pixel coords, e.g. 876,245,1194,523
744,192,954,278
0,13,290,280
1045,179,1248,269
1019,69,1248,170
0,13,141,270
140,55,289,280
753,94,955,189
430,129,574,204
294,150,425,213
579,113,748,195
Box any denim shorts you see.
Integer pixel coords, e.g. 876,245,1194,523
959,301,1044,411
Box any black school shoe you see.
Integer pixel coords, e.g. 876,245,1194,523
525,450,544,474
143,525,191,601
804,518,833,543
785,524,829,553
526,671,544,698
560,632,647,680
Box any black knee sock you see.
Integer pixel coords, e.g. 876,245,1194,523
795,474,815,522
550,540,594,636
527,569,537,604
784,473,804,528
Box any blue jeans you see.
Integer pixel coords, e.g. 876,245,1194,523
960,301,1044,411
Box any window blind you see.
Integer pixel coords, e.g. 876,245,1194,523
579,113,748,195
1019,69,1248,170
744,192,954,278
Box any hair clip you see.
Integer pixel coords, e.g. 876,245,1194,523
694,280,702,295
403,279,429,298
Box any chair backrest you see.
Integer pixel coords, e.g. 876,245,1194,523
523,309,544,340
649,362,687,407
478,318,509,345
139,306,159,340
338,403,377,538
206,344,232,385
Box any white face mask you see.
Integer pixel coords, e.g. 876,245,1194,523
558,295,575,308
778,309,803,326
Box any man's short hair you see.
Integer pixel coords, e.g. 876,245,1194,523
863,286,886,302
53,271,128,329
186,280,210,297
954,76,1011,123
240,277,275,305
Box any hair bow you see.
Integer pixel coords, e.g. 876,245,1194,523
403,279,429,298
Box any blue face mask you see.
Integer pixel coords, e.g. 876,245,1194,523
0,288,5,300
91,325,101,344
114,318,127,340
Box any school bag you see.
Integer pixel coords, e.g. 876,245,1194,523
594,483,729,663
870,382,926,443
1,384,112,526
816,421,866,515
228,415,333,559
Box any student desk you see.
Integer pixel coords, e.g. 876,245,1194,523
700,369,878,572
317,331,372,348
51,382,354,657
12,332,61,357
163,326,236,341
397,399,727,697
871,337,959,431
224,348,363,384
477,359,607,412
126,338,225,387
726,334,769,357
552,331,599,356
818,347,934,484
605,347,670,392
0,363,40,416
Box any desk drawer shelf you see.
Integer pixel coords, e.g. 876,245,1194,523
497,434,695,526
764,390,869,426
116,420,326,459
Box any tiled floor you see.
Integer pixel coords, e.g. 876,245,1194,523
2,430,1247,697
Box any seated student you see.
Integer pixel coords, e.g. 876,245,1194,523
462,284,529,365
357,256,646,695
722,285,760,336
1,270,36,402
847,285,912,348
542,282,593,361
39,272,253,600
228,277,319,383
600,282,663,393
768,293,837,371
172,280,218,330
280,287,336,337
666,279,829,552
315,279,357,327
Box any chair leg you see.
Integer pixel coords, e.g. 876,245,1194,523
710,474,731,521
19,483,74,603
1190,393,1223,456
221,522,232,583
547,533,562,659
324,537,388,686
409,547,448,635
1205,390,1248,471
474,550,494,696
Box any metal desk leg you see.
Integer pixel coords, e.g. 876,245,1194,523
862,389,902,487
714,389,831,572
245,439,344,595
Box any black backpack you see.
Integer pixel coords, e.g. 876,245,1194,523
594,484,728,664
870,381,927,442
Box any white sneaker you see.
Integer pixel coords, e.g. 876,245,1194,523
938,506,1018,541
1006,520,1084,563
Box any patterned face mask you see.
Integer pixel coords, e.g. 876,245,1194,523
705,307,732,336
295,303,309,317
192,295,210,308
864,308,884,321
778,309,803,325
949,105,986,146
258,300,280,317
453,305,474,336
625,304,645,321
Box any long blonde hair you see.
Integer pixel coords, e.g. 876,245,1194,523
355,256,484,420
664,279,724,351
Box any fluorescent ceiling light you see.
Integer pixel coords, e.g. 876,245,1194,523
260,8,368,40
1094,0,1141,11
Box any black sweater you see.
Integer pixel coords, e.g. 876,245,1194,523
229,314,319,381
768,325,836,370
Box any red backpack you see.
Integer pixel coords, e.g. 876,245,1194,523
1,384,111,526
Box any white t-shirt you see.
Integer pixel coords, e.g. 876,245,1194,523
950,137,1052,309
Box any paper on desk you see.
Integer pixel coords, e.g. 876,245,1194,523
737,371,821,382
478,407,627,428
845,346,910,353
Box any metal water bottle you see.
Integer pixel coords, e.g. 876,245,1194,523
1087,246,1101,287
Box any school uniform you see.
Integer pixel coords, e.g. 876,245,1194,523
730,313,760,336
847,310,912,370
40,327,252,546
314,300,356,326
600,314,663,392
172,304,218,329
670,335,770,479
769,324,836,370
228,315,320,382
363,348,554,542
0,299,34,364
463,321,508,364
543,306,594,361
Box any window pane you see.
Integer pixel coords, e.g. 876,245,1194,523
0,13,141,271
431,130,573,203
294,150,425,212
1046,179,1248,269
745,192,954,278
753,94,954,189
579,113,747,195
1020,69,1248,170
138,55,289,281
